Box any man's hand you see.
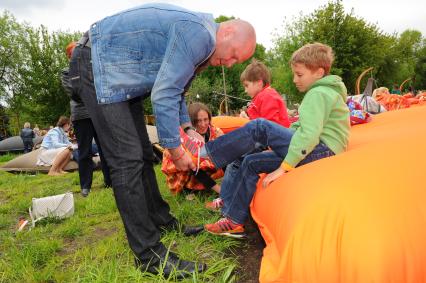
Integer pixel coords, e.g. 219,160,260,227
262,167,285,188
169,146,196,171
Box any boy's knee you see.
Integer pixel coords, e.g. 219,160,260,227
241,155,257,170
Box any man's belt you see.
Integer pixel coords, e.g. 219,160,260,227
77,34,91,48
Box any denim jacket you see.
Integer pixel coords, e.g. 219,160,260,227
89,3,218,148
41,127,71,149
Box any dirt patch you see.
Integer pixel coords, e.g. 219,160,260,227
234,216,266,283
92,226,118,238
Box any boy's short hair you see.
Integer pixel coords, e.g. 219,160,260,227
240,59,271,85
290,43,334,75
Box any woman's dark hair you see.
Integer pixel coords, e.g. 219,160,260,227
188,102,212,126
56,116,70,128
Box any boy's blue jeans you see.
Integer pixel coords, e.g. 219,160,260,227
204,118,335,224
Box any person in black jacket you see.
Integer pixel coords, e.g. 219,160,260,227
20,122,35,153
62,41,111,197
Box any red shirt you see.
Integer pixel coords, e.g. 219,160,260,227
247,85,290,128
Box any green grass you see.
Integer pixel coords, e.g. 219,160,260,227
0,158,245,282
0,153,18,163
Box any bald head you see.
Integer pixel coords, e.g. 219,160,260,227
209,19,256,68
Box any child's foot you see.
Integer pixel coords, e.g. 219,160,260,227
179,128,208,172
179,128,204,157
204,217,246,238
205,198,223,211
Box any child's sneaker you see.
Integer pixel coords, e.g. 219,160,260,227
205,198,223,211
204,217,246,239
179,128,205,173
179,128,204,158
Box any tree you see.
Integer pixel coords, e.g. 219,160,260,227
268,0,407,103
0,10,80,132
414,38,426,91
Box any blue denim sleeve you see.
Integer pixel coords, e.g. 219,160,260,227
179,98,190,125
151,21,214,148
50,130,71,149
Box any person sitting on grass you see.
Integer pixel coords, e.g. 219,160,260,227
162,102,224,194
196,43,350,238
36,116,74,176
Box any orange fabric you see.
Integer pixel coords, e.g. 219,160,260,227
66,42,77,59
161,125,223,194
375,92,411,110
211,116,249,134
251,105,426,283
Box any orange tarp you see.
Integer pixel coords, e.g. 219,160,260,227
251,105,426,283
211,116,249,134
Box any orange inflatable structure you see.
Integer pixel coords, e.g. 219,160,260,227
211,116,249,134
251,105,426,282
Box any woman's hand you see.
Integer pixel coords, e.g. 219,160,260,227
262,167,285,188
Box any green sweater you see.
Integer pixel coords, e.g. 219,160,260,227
284,75,350,167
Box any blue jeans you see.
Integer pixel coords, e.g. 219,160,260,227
204,119,335,224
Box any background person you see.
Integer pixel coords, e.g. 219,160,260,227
62,41,111,197
36,116,74,176
20,122,35,153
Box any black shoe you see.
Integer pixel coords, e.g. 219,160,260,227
136,251,206,279
81,188,90,197
159,219,204,236
159,218,180,234
183,225,204,236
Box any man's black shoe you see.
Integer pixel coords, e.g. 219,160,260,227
183,225,204,236
159,218,180,234
81,188,90,197
136,251,206,279
159,219,204,236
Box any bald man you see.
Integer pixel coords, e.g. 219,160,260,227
68,3,255,279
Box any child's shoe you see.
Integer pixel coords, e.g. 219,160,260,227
179,128,206,173
179,128,204,157
205,198,223,211
204,217,246,238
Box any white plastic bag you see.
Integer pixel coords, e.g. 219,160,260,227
29,192,74,227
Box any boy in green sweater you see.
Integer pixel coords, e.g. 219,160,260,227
201,43,350,237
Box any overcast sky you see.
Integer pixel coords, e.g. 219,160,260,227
1,0,425,50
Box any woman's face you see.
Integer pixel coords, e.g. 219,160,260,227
195,110,210,134
62,123,71,132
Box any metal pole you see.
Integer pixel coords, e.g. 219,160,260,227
222,65,228,114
